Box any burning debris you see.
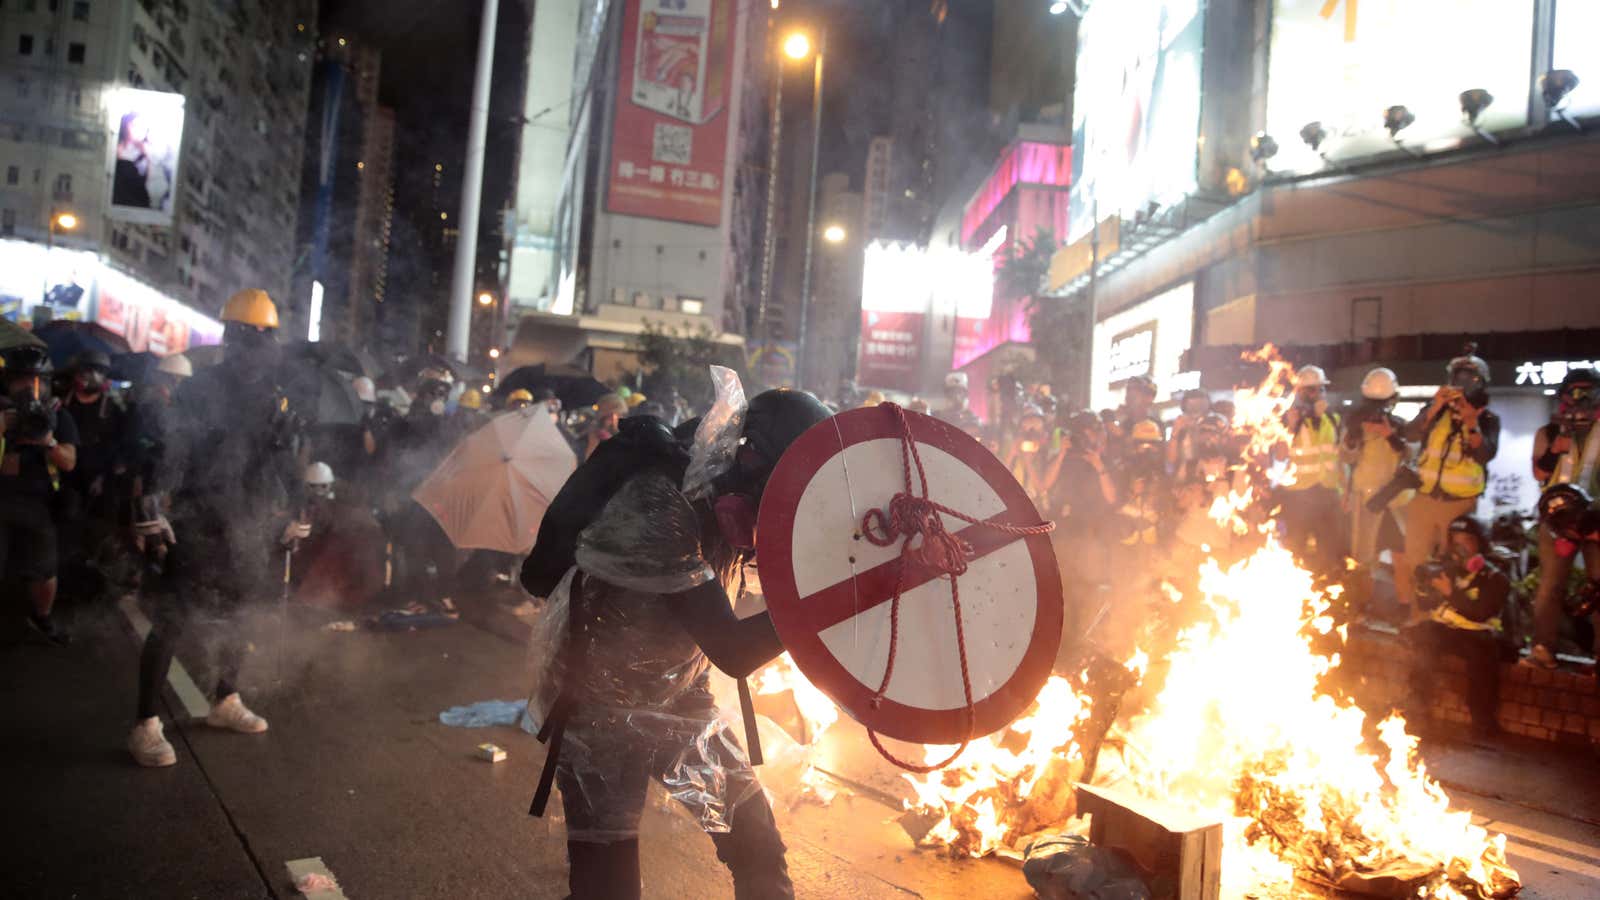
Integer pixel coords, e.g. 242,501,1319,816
743,345,1522,899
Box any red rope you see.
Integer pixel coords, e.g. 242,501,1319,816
857,404,1054,773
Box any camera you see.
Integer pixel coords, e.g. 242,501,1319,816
1365,463,1423,513
1412,558,1464,611
14,399,54,442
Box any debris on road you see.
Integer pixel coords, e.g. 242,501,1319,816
438,698,527,728
323,621,357,632
285,857,347,899
477,742,507,763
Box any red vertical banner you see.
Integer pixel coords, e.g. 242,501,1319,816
607,0,735,226
856,309,925,393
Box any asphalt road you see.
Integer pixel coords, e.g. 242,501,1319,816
3,594,1596,899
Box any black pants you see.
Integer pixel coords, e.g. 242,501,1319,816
137,604,244,719
1407,621,1501,733
565,791,793,900
1278,485,1348,576
392,502,456,604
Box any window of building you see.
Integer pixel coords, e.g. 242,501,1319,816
72,0,88,21
1,209,14,236
15,77,28,98
67,42,84,64
18,34,33,55
43,37,53,56
5,166,17,185
53,173,71,198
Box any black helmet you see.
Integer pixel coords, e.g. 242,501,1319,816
1446,514,1489,549
1538,483,1591,536
1560,367,1600,395
3,345,53,377
71,350,112,372
738,389,831,485
1065,409,1101,438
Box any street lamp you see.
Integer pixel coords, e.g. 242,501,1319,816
488,347,500,359
477,291,494,307
782,32,811,60
47,210,78,250
823,224,846,243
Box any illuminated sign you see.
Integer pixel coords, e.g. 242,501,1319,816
308,280,324,342
105,88,186,226
1513,360,1599,387
1553,3,1600,120
1068,0,1203,243
1091,281,1195,411
1106,324,1155,385
1264,0,1533,172
961,142,1071,246
0,242,97,323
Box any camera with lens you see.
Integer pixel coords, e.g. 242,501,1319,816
13,398,55,442
1412,558,1464,612
1365,463,1423,513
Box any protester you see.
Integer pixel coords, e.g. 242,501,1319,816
383,367,462,610
1006,405,1053,503
1395,347,1500,615
936,372,982,436
584,393,628,460
1404,515,1510,735
522,388,831,899
1047,410,1117,643
505,388,535,411
58,350,127,598
0,345,79,645
1275,365,1347,575
1527,367,1600,668
1343,367,1410,571
128,289,299,767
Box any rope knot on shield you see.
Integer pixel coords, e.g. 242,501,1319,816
859,403,1054,773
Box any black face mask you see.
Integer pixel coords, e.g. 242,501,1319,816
224,326,280,381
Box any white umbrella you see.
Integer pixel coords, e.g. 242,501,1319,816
413,407,578,554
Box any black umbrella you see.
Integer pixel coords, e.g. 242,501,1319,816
496,364,610,411
0,318,45,352
279,358,364,426
284,341,384,378
33,320,131,369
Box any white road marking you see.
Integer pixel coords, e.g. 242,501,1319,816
285,857,350,899
118,595,211,720
1503,839,1600,882
1487,820,1600,865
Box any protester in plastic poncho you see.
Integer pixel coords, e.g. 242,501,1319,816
1527,367,1600,669
127,289,304,768
1342,367,1411,571
521,381,829,900
1396,347,1501,615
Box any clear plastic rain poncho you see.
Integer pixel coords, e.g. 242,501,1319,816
525,368,759,843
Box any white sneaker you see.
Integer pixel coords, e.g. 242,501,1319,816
129,717,177,767
206,693,269,734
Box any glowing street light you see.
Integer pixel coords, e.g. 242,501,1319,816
783,31,812,60
822,224,846,243
477,291,495,307
53,212,79,231
487,347,501,359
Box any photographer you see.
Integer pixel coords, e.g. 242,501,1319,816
1396,347,1500,613
0,345,79,645
1342,368,1410,570
1405,515,1510,736
1165,389,1212,474
1274,366,1346,575
1527,368,1600,669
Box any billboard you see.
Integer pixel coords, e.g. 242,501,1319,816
105,88,185,225
0,242,95,323
95,267,222,354
1090,281,1193,411
1068,0,1203,243
1553,1,1600,121
857,243,933,393
1265,0,1534,172
606,0,735,226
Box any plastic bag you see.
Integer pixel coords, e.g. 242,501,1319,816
682,366,747,502
1022,834,1152,900
523,568,576,733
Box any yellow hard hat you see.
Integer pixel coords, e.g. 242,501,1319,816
625,392,647,408
507,389,534,404
459,389,483,410
221,288,279,329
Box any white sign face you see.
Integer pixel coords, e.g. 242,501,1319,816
1553,1,1600,120
105,88,186,225
1068,0,1203,242
1265,0,1533,172
1091,281,1194,411
1107,326,1155,385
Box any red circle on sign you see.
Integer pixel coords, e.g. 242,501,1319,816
757,406,1063,746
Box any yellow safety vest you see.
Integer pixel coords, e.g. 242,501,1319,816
1416,414,1485,499
1286,414,1342,492
1543,425,1600,496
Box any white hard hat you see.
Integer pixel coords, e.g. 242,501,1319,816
352,375,376,403
1360,367,1399,401
304,461,335,486
156,353,193,378
944,372,969,390
1295,365,1328,388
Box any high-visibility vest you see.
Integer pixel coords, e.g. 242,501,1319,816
1543,425,1600,496
1286,414,1342,492
1416,413,1485,499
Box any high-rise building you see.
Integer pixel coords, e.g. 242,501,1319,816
0,0,317,332
292,36,395,348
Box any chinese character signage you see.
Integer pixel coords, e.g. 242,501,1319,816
856,311,924,392
606,0,735,227
1513,360,1600,387
95,267,222,354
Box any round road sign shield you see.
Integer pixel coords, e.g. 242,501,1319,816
757,406,1063,746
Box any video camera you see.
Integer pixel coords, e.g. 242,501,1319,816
1365,463,1422,513
14,398,55,442
1412,557,1465,612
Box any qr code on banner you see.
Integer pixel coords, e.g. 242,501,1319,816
652,123,692,165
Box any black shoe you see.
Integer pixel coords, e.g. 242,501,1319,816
26,614,72,647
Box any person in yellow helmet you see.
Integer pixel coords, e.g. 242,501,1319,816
128,288,303,767
505,388,535,411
